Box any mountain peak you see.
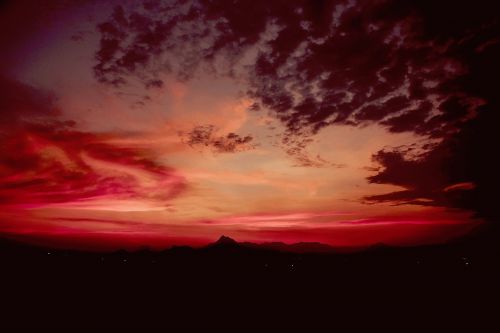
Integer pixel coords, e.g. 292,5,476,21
214,235,237,245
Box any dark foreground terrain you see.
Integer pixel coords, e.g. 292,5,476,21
1,232,499,325
1,233,498,284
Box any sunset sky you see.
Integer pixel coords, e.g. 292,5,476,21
1,0,498,250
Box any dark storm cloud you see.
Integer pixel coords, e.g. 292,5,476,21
93,0,483,138
366,101,500,221
364,145,452,207
363,0,500,222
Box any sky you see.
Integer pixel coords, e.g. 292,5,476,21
1,0,499,250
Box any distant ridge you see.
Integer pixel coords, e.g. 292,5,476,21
213,235,238,245
207,235,340,253
1,233,370,254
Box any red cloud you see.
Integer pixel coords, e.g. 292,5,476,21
0,121,186,209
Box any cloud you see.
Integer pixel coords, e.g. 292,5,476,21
180,125,255,153
92,0,490,140
88,1,500,225
278,134,345,168
0,121,186,209
201,211,354,227
0,75,60,125
364,144,462,207
368,106,500,224
0,76,186,210
443,182,476,192
361,0,500,224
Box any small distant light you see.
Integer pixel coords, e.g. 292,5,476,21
47,252,51,255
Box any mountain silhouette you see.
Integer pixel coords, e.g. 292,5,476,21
213,235,238,245
206,236,338,253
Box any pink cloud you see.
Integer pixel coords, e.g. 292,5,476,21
0,122,186,210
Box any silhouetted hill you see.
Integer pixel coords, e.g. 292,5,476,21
217,235,238,244
205,236,343,253
211,235,239,246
